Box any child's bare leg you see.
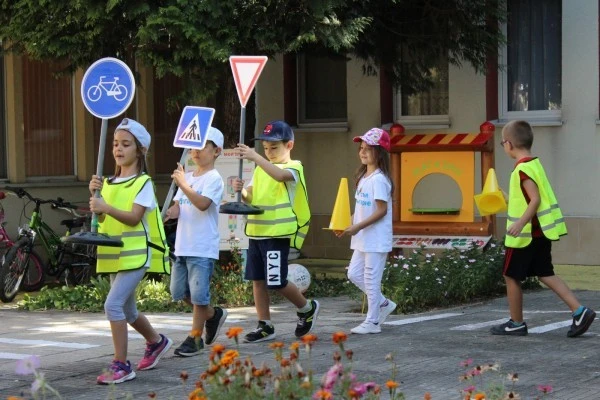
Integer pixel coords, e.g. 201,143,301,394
505,275,524,322
253,280,271,320
539,275,580,312
276,282,307,309
110,320,128,362
130,314,161,343
192,304,214,334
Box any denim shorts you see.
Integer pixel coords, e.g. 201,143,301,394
170,256,215,305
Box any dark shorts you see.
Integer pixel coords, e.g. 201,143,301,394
503,236,555,281
245,238,289,289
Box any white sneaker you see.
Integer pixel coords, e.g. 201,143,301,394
351,321,381,334
378,299,397,324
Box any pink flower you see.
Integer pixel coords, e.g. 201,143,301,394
537,384,553,394
352,381,378,395
463,385,476,393
15,355,40,375
460,358,474,367
322,363,343,390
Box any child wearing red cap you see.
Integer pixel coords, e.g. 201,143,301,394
335,127,396,334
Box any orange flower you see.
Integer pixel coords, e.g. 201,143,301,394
474,394,486,400
290,342,300,351
188,388,206,400
332,331,348,344
314,389,333,400
226,326,244,339
223,349,239,359
148,393,156,399
301,334,318,345
424,393,432,400
207,364,220,375
280,358,291,367
211,343,226,355
190,329,202,338
180,370,189,382
269,342,285,349
386,380,399,389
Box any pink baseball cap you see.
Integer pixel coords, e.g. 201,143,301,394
353,128,391,152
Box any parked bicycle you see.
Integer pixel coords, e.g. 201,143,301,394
0,187,96,303
0,191,44,293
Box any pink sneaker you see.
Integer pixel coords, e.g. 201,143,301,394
137,334,172,371
97,360,136,384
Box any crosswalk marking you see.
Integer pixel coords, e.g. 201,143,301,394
0,352,36,360
384,313,462,326
0,338,99,349
29,326,144,339
450,318,507,331
528,320,572,333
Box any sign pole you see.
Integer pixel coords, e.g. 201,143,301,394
90,118,109,232
161,149,190,220
235,107,246,203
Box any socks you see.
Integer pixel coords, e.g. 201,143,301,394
297,301,312,313
260,320,273,327
573,305,585,317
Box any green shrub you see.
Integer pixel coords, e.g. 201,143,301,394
382,239,540,313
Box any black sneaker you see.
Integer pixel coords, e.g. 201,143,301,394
205,307,228,345
490,319,528,336
174,336,204,357
567,307,596,338
295,299,320,337
243,321,275,343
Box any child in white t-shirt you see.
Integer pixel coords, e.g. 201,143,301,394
335,128,396,334
165,127,227,356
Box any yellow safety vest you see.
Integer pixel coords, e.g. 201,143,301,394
245,160,310,249
505,158,567,248
96,174,170,274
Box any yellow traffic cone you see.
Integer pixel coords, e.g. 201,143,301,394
474,168,507,216
324,178,352,230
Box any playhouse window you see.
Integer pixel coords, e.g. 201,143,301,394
498,0,562,125
394,56,450,129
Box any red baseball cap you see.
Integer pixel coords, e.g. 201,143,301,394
353,128,391,152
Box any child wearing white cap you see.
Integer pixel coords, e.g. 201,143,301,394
165,127,228,356
89,118,172,384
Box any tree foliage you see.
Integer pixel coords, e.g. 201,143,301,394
0,0,505,139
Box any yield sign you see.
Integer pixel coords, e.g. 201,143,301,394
230,56,268,107
173,106,215,149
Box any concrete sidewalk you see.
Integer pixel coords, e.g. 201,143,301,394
1,289,600,399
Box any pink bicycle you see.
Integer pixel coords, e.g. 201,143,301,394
0,192,44,293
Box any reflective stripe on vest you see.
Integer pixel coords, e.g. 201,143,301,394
97,175,170,274
505,158,567,248
245,160,311,249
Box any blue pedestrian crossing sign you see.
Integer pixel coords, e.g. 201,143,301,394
81,57,135,119
173,106,216,149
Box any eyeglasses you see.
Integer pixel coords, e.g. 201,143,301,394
500,139,511,146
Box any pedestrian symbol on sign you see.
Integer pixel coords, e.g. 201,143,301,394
181,116,200,141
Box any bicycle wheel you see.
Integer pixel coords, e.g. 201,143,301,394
0,238,32,303
86,85,102,102
21,250,45,292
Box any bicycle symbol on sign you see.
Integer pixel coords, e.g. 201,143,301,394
86,76,129,103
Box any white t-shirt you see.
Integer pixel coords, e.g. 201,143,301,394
111,175,157,267
350,169,392,253
173,169,224,259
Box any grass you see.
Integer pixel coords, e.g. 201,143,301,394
554,264,600,290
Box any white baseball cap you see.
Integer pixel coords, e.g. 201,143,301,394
115,118,151,150
206,127,224,149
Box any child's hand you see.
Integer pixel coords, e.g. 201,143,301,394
506,220,525,237
164,206,179,221
89,175,103,195
171,163,186,187
231,177,245,192
89,196,109,215
235,144,259,162
334,224,360,237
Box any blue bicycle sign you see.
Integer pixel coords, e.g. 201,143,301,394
81,58,135,119
86,76,128,102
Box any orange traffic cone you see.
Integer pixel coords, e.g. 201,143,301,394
474,168,507,216
324,178,352,230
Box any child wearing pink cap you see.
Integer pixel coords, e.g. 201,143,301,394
335,127,396,334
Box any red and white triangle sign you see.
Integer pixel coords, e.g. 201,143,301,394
230,55,268,107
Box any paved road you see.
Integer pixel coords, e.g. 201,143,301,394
1,290,600,399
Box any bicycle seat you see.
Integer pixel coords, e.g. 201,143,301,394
61,217,87,230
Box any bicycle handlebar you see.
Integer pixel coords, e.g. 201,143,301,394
1,186,88,216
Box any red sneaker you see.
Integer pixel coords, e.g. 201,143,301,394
97,360,136,384
137,334,172,371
